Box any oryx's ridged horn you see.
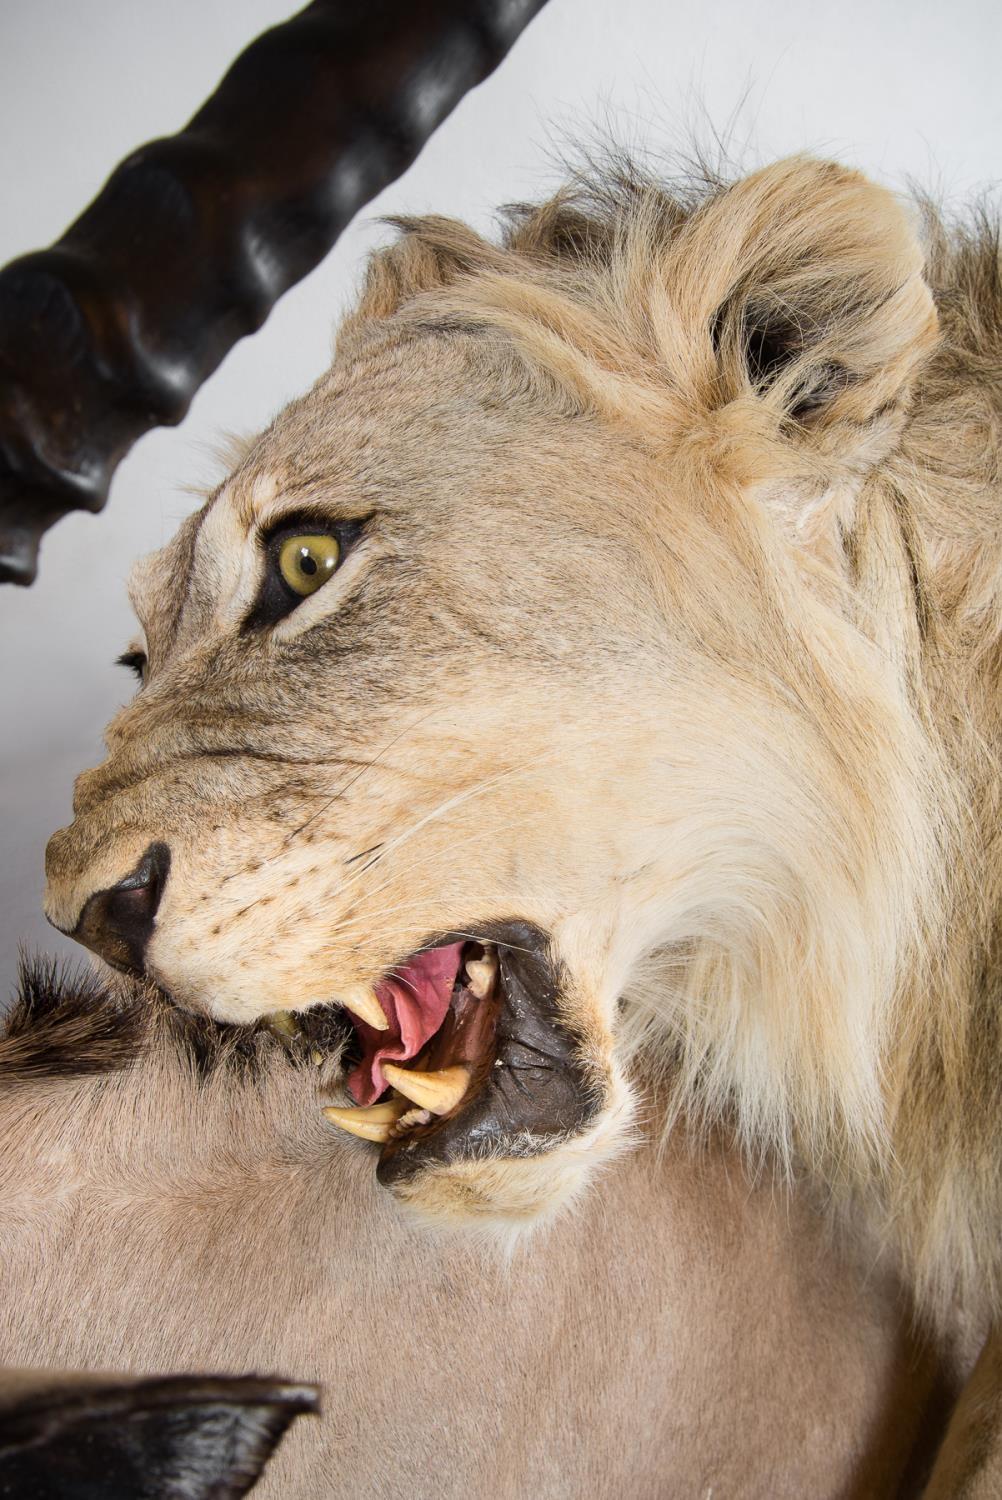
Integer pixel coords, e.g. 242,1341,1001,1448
0,0,550,586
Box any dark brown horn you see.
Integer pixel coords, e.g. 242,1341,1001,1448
0,0,550,586
0,1370,320,1498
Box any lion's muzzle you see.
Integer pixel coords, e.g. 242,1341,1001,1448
46,839,171,977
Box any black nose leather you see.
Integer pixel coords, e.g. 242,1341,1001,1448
71,842,171,974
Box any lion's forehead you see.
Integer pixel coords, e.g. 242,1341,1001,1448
126,451,322,652
122,349,469,635
122,328,611,684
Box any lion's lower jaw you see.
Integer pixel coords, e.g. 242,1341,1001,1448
385,1071,637,1243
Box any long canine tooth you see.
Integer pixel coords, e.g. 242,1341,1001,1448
465,949,497,1000
339,984,389,1032
382,1063,471,1116
322,1099,407,1143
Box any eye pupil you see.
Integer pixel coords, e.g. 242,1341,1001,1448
299,552,318,577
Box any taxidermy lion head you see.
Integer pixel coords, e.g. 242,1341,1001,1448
48,154,989,1259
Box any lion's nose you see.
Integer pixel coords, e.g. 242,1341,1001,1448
67,842,171,974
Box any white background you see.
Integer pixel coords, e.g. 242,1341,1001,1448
1,0,999,990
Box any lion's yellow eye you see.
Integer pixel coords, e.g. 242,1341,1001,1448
277,534,340,597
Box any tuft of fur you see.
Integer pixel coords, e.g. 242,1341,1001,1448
3,954,145,1081
2,955,349,1087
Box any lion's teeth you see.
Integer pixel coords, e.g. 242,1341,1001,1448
340,984,389,1032
465,948,497,999
382,1063,471,1115
397,1107,433,1130
322,1099,406,1142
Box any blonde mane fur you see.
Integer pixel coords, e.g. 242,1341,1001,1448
343,157,1002,1325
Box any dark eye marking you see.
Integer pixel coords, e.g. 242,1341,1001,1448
242,512,371,633
116,649,147,683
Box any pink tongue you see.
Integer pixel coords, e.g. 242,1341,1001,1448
346,943,464,1106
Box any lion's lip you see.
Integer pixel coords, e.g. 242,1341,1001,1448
320,921,603,1184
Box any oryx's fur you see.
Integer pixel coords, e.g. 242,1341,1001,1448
0,967,958,1498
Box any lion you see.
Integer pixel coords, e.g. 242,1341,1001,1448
42,153,1002,1488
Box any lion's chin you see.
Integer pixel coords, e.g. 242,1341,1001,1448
383,1075,637,1237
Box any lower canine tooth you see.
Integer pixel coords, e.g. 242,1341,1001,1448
322,1099,406,1143
339,984,389,1032
382,1063,471,1116
465,950,497,1000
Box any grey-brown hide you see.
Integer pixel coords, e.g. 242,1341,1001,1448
0,989,959,1500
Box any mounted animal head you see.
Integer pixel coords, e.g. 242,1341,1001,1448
44,156,955,1229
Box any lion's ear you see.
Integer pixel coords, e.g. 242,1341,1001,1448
669,159,938,440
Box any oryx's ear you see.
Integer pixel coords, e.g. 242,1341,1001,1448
671,158,938,444
0,1371,320,1498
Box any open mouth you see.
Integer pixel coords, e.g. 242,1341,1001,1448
317,922,601,1185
